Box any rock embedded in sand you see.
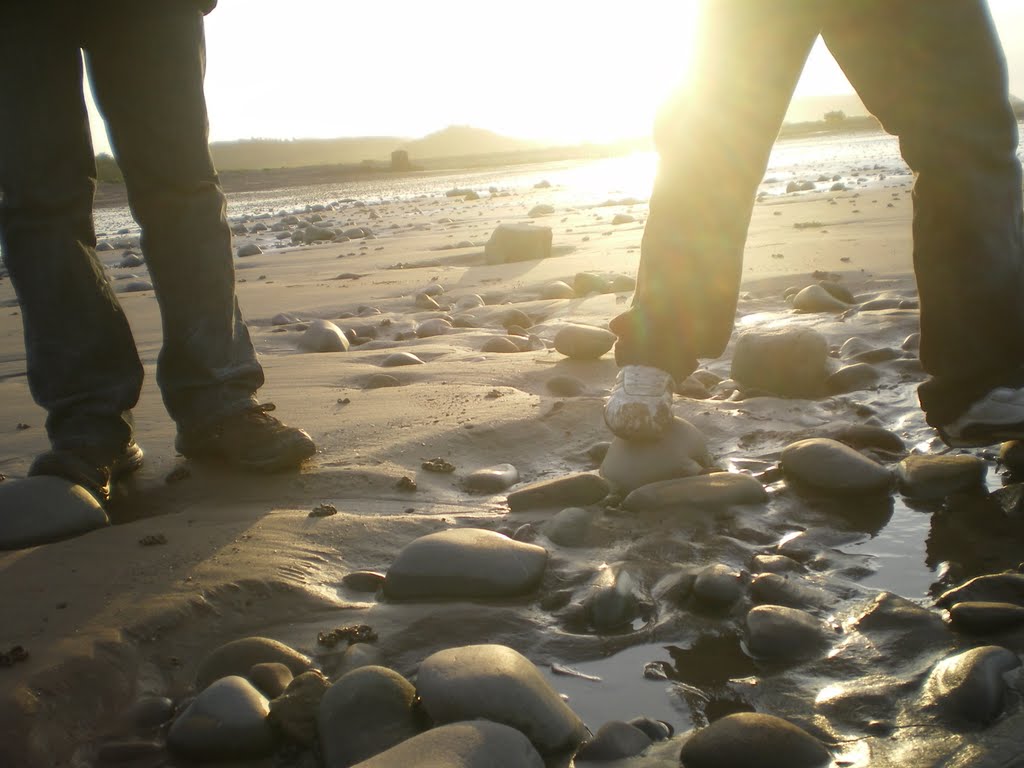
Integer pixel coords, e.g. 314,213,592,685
318,666,420,767
507,472,610,511
415,644,588,754
528,204,555,217
380,351,424,367
0,476,109,550
463,463,520,493
480,336,519,353
921,645,1021,725
574,272,611,295
415,292,441,310
780,438,892,495
745,604,830,660
455,293,485,310
600,418,710,493
383,528,547,599
584,564,646,630
751,554,803,574
749,573,831,609
269,670,330,746
541,280,576,299
895,454,987,499
247,662,293,699
611,213,636,225
543,506,599,547
364,373,401,389
195,637,312,691
484,222,552,264
415,318,452,338
298,319,350,353
237,243,262,257
622,472,767,512
792,284,850,313
546,375,587,397
553,324,616,360
818,279,855,304
167,676,276,760
731,328,829,398
272,312,300,325
350,721,544,768
575,720,651,760
693,563,745,608
826,362,881,394
678,712,831,768
342,570,386,592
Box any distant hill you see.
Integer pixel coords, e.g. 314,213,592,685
785,93,869,124
208,125,544,171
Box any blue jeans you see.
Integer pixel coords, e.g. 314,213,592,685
611,0,1024,427
0,3,263,456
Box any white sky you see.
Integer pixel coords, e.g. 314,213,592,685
85,0,1024,155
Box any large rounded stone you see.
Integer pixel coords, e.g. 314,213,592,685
937,572,1024,609
575,721,651,761
0,476,108,550
553,324,616,360
679,712,831,768
543,507,599,547
731,328,829,398
507,472,610,511
826,363,881,394
484,223,552,264
298,319,350,352
167,676,275,760
351,721,544,768
383,528,547,599
600,418,709,493
318,666,420,766
792,284,850,313
781,438,892,495
896,454,987,499
693,563,745,608
622,472,768,512
922,645,1021,725
268,670,330,746
463,463,519,493
415,644,588,754
195,637,312,691
948,601,1024,634
745,605,829,660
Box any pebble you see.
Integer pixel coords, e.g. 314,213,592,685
507,472,610,511
896,454,987,499
415,318,452,338
268,670,330,746
826,362,881,394
553,324,616,360
902,332,921,351
546,375,587,397
272,312,301,325
415,644,588,754
342,570,386,592
247,662,293,699
820,423,905,454
455,294,485,310
750,573,830,609
948,601,1024,633
627,717,673,741
383,528,547,599
364,373,401,388
693,563,745,608
600,418,710,493
575,720,651,760
463,463,520,493
298,319,350,352
574,272,611,294
195,636,312,691
922,645,1021,724
543,507,599,547
751,554,803,574
167,676,276,760
0,476,109,550
622,472,768,512
780,438,892,495
585,564,645,630
380,352,424,367
351,721,544,768
792,284,850,313
839,336,873,359
237,243,262,257
541,280,576,299
745,604,829,660
482,336,521,353
484,222,552,264
818,280,855,304
118,252,145,268
731,328,829,398
678,712,831,768
318,666,420,767
937,572,1024,609
415,292,441,310
528,204,555,217
126,696,175,730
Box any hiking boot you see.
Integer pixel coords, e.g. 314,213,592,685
175,404,316,472
604,365,675,441
29,440,144,504
938,386,1024,448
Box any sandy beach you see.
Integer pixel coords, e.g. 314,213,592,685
2,167,1024,767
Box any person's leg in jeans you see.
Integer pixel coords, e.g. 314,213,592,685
606,0,822,439
0,7,144,497
84,4,315,469
822,0,1024,444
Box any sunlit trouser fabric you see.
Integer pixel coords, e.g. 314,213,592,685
612,0,1024,426
0,3,263,455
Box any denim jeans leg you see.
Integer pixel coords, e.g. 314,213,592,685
0,10,140,456
84,6,264,434
823,0,1024,426
612,0,821,382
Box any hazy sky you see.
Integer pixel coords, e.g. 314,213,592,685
85,0,1024,155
